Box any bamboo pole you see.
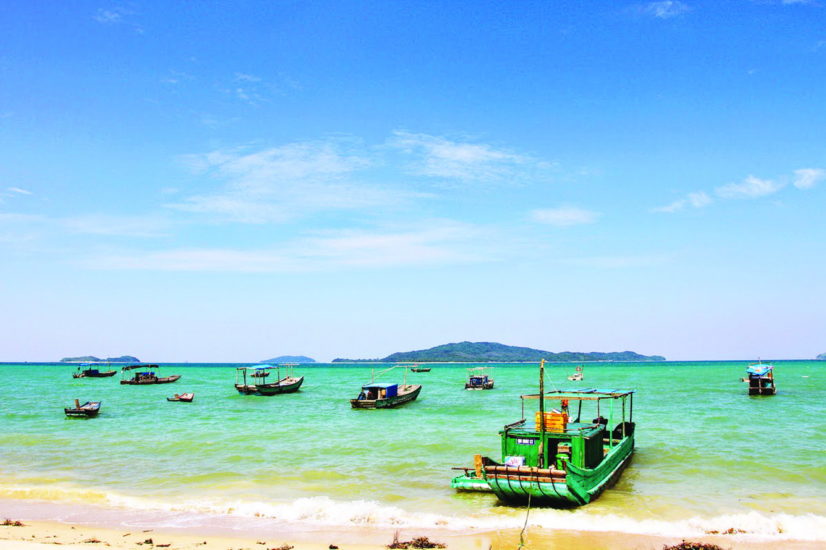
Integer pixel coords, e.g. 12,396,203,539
539,359,546,468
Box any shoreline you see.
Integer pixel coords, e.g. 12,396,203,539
1,498,824,550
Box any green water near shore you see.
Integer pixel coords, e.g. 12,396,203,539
0,361,824,538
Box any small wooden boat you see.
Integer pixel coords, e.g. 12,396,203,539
351,382,421,408
465,367,494,390
167,393,194,402
451,360,635,507
746,362,776,395
410,367,431,372
567,366,584,381
72,363,117,378
120,365,181,385
235,365,304,396
64,399,101,418
350,366,421,409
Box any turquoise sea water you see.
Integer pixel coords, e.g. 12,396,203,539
0,361,824,541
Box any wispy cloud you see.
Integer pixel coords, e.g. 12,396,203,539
637,1,691,19
792,168,825,189
94,8,124,23
655,168,819,213
93,6,143,33
653,191,712,213
223,72,300,106
715,175,783,199
7,187,32,195
83,221,492,272
389,131,551,183
530,206,600,227
170,140,422,223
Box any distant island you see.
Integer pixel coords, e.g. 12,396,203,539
332,341,665,363
260,355,316,364
60,355,140,363
818,353,826,360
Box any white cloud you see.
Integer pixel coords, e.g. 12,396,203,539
639,1,691,18
94,9,123,23
715,175,784,199
7,187,32,195
83,221,492,272
653,191,712,213
389,131,548,183
792,168,825,189
170,141,423,223
235,73,262,83
530,206,600,226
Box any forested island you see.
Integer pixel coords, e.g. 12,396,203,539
333,341,665,363
818,353,826,360
60,355,140,363
260,355,316,363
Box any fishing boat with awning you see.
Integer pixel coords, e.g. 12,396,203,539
350,366,421,409
120,365,181,385
72,363,117,378
746,362,776,395
451,360,635,506
235,364,304,395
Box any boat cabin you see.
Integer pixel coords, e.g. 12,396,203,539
502,389,634,471
358,383,398,400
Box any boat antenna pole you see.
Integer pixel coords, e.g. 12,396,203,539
539,358,546,468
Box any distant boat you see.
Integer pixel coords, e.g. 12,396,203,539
235,364,304,396
72,363,117,378
746,361,776,395
351,366,421,409
64,399,101,418
410,366,431,372
120,365,181,385
451,359,636,506
465,367,494,390
567,365,584,381
167,392,194,402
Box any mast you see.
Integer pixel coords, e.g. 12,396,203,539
539,358,546,468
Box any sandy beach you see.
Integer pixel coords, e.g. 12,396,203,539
2,515,824,550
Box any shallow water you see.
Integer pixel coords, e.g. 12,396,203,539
0,361,824,540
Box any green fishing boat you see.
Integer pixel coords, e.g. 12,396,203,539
451,360,635,506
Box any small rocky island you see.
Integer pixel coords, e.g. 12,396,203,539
60,355,140,363
333,341,665,363
817,353,826,360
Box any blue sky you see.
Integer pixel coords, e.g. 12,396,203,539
1,1,824,362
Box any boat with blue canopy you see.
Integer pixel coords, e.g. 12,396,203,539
72,363,116,378
350,366,421,409
465,367,494,390
746,361,776,395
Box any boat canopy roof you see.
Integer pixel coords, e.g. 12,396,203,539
238,365,276,371
522,389,634,401
362,382,398,389
747,364,773,376
122,364,158,371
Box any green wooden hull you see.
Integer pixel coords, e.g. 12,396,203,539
450,474,493,492
485,435,634,506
